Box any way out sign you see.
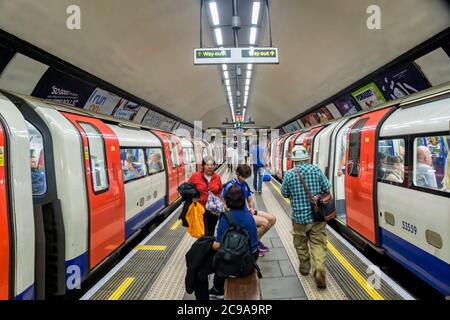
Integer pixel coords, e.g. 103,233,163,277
194,47,279,65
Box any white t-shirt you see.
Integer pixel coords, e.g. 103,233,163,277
204,174,212,183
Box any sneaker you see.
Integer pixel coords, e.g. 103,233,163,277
258,241,269,252
209,287,224,300
258,249,265,257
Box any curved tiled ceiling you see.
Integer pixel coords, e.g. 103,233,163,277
0,0,449,128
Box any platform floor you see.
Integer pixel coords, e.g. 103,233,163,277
81,166,414,301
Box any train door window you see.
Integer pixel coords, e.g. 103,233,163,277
168,140,177,169
188,148,195,164
413,135,450,193
377,139,405,183
120,148,147,183
347,118,368,177
79,123,109,193
26,121,47,196
146,148,164,175
202,147,207,159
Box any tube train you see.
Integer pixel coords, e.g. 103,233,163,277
0,90,223,300
270,82,450,297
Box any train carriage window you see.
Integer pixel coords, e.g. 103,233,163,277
79,123,109,192
146,148,164,175
347,118,368,177
378,139,405,183
182,147,190,165
188,148,195,164
413,135,450,193
120,148,147,183
26,121,47,196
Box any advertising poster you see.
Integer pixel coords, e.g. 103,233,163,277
83,88,123,115
283,120,301,133
300,113,320,128
333,95,361,116
31,68,95,107
351,82,386,109
375,63,429,101
112,99,142,120
315,107,333,123
142,109,177,131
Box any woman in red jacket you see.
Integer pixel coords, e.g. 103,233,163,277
188,156,223,236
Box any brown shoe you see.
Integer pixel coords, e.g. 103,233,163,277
300,270,309,276
314,271,326,289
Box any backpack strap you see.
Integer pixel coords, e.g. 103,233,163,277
223,211,237,227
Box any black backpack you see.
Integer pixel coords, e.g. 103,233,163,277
212,212,261,278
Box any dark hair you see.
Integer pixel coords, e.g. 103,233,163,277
224,186,245,209
387,155,403,165
236,164,252,179
202,156,216,167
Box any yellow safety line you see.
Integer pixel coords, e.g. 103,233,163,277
135,245,167,251
269,180,384,300
170,219,182,230
108,277,134,300
270,181,290,204
327,241,384,300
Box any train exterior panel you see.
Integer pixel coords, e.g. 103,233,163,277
109,124,167,239
0,94,35,300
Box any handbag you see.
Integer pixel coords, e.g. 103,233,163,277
206,191,225,216
185,201,205,238
296,168,336,222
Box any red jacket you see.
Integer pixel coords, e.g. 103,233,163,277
188,172,222,207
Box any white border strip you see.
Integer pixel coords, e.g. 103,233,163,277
80,205,183,300
269,175,414,300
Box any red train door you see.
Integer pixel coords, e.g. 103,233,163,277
276,135,289,179
175,137,186,185
155,132,180,205
345,108,394,245
304,126,324,163
286,132,302,171
0,121,11,300
63,113,125,269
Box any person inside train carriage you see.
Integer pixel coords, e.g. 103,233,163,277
147,152,163,173
123,155,142,181
188,156,223,236
222,164,276,257
444,152,450,192
208,185,259,300
377,152,387,179
280,145,331,290
385,155,404,183
416,146,438,189
30,154,44,194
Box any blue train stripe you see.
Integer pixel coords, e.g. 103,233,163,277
125,197,166,239
380,227,450,296
15,284,35,300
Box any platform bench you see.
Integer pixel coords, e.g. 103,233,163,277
224,270,261,300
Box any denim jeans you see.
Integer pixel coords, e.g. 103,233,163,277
253,165,263,191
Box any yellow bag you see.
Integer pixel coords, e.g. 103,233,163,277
186,201,205,238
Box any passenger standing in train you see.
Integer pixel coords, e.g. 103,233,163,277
416,146,437,189
385,155,404,183
281,146,331,289
222,164,276,256
30,155,44,194
188,156,223,236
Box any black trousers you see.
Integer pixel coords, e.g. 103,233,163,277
204,210,218,237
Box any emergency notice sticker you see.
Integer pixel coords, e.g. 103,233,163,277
0,147,4,166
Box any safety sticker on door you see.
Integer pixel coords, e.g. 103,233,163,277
0,147,4,166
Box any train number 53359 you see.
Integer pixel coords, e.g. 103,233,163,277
402,221,417,235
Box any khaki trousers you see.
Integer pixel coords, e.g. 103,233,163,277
292,221,327,275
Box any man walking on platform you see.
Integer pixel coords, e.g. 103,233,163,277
281,146,331,289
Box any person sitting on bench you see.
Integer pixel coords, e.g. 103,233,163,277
209,186,259,300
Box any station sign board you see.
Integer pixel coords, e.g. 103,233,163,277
194,47,279,65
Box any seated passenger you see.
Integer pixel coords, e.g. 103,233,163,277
378,153,387,179
148,153,163,173
444,153,450,192
30,155,44,194
416,146,437,188
123,156,141,181
385,155,404,183
209,186,259,300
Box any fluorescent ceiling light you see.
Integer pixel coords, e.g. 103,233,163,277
246,70,252,78
251,2,260,25
225,79,230,86
245,78,251,86
249,27,257,45
247,64,253,70
209,2,220,26
222,64,227,71
245,85,249,92
223,71,229,79
226,85,231,91
215,28,223,45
